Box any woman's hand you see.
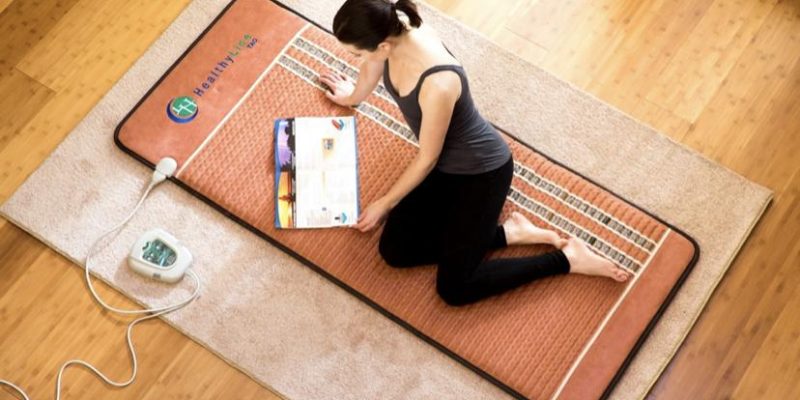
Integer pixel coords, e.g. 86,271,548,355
353,197,392,232
319,68,356,107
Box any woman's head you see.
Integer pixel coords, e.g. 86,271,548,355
332,0,422,57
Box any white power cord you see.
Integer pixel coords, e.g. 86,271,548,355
1,158,202,399
0,380,29,400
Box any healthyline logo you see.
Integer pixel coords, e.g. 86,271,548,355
167,96,198,123
193,33,258,98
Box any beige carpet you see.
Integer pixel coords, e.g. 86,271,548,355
0,0,773,399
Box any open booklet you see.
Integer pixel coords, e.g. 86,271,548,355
274,116,360,229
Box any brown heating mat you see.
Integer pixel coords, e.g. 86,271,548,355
115,1,699,398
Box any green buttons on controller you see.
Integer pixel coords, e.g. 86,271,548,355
142,239,177,267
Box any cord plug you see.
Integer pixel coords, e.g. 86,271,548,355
152,157,178,185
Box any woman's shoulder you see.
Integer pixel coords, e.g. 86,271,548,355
418,69,462,107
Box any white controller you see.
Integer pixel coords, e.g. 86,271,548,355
128,228,192,283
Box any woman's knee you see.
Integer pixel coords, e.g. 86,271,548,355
435,277,473,306
378,229,408,268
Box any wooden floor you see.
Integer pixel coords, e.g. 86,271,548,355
1,0,798,398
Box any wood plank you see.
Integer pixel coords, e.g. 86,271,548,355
0,69,54,154
140,343,281,399
0,0,81,80
490,27,550,67
503,0,697,140
0,0,190,202
645,0,777,122
427,0,526,38
732,172,800,400
0,220,44,300
0,0,14,16
679,0,800,180
16,0,191,91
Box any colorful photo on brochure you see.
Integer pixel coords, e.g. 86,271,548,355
273,116,359,229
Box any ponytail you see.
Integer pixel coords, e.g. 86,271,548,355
391,0,423,33
333,0,424,51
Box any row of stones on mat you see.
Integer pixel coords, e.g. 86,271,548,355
284,35,648,274
513,162,658,252
508,187,642,273
293,36,396,105
355,102,418,144
278,52,418,145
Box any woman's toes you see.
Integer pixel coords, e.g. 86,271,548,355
564,238,631,283
613,269,630,282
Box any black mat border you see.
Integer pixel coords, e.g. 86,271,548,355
112,1,701,398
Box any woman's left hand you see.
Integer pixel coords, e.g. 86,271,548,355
353,198,391,232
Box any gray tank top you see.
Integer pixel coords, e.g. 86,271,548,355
382,45,511,175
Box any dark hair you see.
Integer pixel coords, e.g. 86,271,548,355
333,0,423,51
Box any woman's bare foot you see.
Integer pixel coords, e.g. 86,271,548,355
503,211,568,248
562,237,631,282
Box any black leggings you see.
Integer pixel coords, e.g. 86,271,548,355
378,155,570,306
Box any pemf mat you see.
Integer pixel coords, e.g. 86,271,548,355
115,0,699,399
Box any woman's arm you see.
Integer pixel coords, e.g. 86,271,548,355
354,70,462,232
320,58,385,106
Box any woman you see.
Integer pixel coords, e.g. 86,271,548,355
320,0,630,306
